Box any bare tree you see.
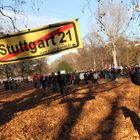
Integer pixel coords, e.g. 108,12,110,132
83,0,140,67
95,0,133,67
0,0,42,34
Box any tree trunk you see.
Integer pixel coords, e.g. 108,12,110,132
5,67,10,80
112,43,118,67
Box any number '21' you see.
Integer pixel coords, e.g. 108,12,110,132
58,30,72,43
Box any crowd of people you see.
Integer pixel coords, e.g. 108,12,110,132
31,70,101,95
1,65,140,94
3,77,19,91
31,65,140,94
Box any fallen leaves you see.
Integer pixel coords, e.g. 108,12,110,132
0,78,140,140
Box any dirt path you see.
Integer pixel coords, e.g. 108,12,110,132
0,78,140,140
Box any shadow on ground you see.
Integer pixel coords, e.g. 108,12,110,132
0,89,63,126
55,82,127,140
121,106,140,135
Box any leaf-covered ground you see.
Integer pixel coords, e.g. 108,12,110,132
0,78,140,140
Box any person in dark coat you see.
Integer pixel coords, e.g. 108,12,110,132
51,72,57,92
57,71,65,95
40,74,47,91
130,66,140,86
33,75,38,88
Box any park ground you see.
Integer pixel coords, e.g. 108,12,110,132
0,78,140,140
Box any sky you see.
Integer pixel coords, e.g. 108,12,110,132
20,0,97,38
1,0,140,37
0,0,97,37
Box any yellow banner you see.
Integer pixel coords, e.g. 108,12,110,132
0,19,83,64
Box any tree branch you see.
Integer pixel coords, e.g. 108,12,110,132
0,9,20,32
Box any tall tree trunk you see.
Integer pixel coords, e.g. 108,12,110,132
112,43,118,67
5,65,10,80
93,58,96,71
